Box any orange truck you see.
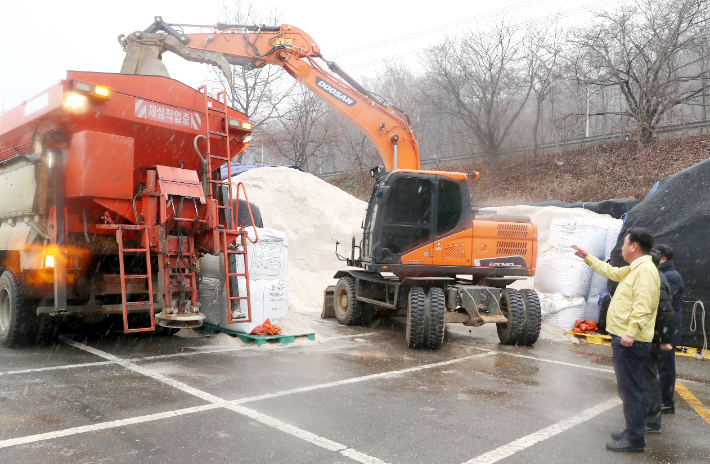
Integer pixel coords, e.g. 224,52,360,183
0,70,259,347
119,17,542,350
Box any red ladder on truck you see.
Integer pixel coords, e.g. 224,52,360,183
199,86,257,324
98,224,155,333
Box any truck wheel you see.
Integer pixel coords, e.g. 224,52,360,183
425,287,446,349
334,277,362,325
519,289,542,346
406,287,426,348
0,271,37,348
496,288,525,345
36,315,61,345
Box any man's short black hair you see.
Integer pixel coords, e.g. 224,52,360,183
627,228,654,254
655,243,674,261
650,248,661,267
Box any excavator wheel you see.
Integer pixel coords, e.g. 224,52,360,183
334,277,362,326
406,287,426,348
519,289,542,346
0,271,37,348
496,288,525,345
425,287,446,350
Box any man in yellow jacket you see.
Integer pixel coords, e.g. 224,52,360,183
572,228,660,454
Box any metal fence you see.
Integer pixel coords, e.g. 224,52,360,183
316,119,710,177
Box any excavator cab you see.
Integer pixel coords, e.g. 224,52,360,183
352,170,473,276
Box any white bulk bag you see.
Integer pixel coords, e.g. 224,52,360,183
534,251,593,298
548,217,608,259
538,292,586,331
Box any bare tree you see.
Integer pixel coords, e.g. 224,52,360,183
264,88,334,172
212,1,296,133
421,20,535,157
572,0,709,143
529,22,564,154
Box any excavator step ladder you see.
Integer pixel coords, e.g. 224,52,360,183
114,225,155,333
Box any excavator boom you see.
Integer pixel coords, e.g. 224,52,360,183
120,18,419,171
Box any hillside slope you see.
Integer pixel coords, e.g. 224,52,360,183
329,135,710,204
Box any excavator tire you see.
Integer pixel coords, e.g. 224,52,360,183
0,271,37,348
519,289,542,346
334,277,362,326
496,288,525,345
425,287,446,350
406,287,426,348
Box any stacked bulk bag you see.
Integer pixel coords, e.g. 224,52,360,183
535,217,620,325
538,292,586,331
198,227,290,333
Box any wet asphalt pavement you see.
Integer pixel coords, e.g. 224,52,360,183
1,315,709,464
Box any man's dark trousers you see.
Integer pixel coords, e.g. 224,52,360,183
611,335,652,445
659,346,677,409
643,345,664,429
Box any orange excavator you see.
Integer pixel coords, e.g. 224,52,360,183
121,17,541,349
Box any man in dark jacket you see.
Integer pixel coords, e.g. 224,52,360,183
643,249,675,432
655,244,685,414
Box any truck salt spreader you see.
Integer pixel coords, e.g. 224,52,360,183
0,71,258,347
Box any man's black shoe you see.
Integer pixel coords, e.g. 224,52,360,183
606,438,644,453
645,425,661,434
610,430,625,441
661,406,675,414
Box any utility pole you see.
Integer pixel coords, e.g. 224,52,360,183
586,88,599,138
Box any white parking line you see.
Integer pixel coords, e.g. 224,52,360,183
229,352,494,405
0,333,378,377
57,337,391,464
476,348,615,373
0,405,219,449
228,404,390,464
0,361,116,376
0,336,622,464
462,397,622,464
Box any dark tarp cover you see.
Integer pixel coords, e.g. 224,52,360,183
514,198,639,219
608,158,710,348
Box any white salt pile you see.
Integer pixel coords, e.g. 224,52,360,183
234,167,366,324
539,320,580,344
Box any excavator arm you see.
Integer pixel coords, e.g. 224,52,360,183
120,17,419,171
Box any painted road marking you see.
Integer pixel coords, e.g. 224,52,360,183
0,339,490,460
676,381,710,425
462,397,622,464
0,361,116,376
477,348,615,373
0,333,378,377
229,352,494,405
0,405,219,449
57,337,389,464
227,404,390,464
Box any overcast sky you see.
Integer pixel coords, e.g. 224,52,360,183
0,0,626,112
